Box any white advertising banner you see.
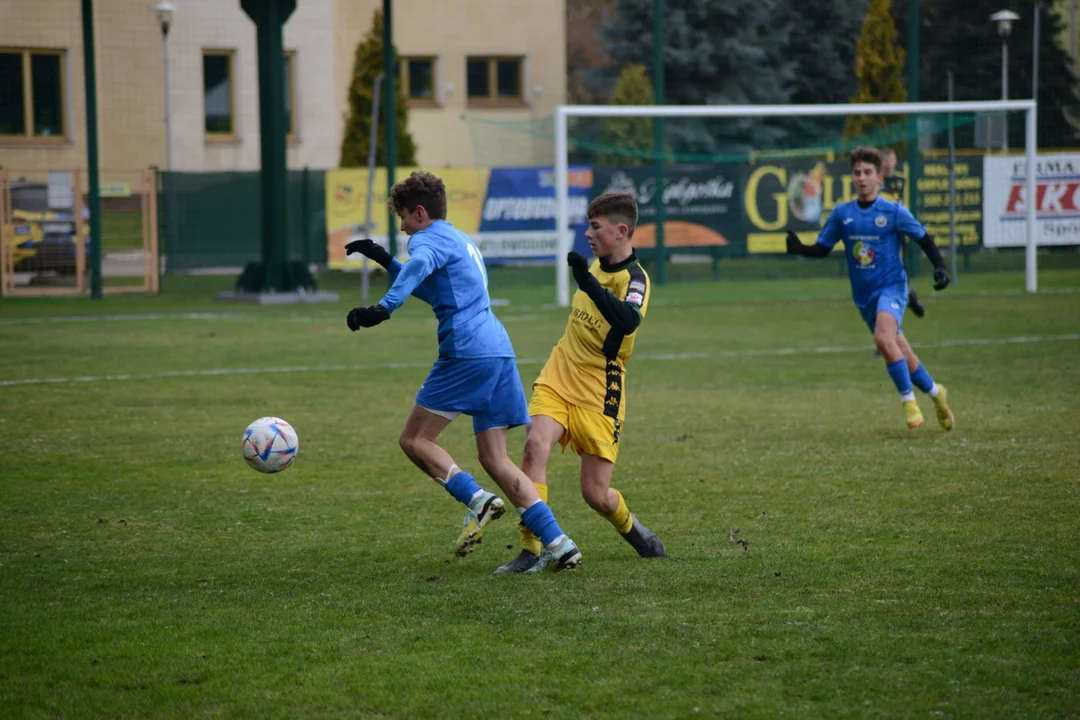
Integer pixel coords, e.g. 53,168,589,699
983,153,1080,247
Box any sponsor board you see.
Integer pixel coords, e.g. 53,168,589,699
326,167,591,268
983,154,1080,247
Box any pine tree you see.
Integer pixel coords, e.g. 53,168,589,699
844,0,907,141
780,0,869,146
893,0,1080,149
567,0,618,104
599,64,655,165
600,0,796,155
339,9,417,167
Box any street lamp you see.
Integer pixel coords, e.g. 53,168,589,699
991,9,1020,151
1033,2,1042,113
152,1,176,169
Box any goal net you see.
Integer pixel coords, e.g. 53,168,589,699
552,100,1038,307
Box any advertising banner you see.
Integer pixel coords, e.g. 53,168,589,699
743,159,981,252
325,167,591,269
915,157,983,247
743,160,857,253
983,153,1080,247
591,165,742,251
476,167,592,260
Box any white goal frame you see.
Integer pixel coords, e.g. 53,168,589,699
554,99,1038,307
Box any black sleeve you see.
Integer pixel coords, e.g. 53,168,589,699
915,233,946,270
575,273,642,333
802,243,831,258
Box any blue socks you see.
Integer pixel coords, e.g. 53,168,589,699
445,471,565,548
444,470,483,506
885,358,913,396
520,501,564,547
910,363,935,394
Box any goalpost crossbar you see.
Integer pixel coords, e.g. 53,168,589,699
553,99,1038,306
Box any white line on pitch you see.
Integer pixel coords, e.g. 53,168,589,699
0,312,245,325
0,286,1076,326
2,333,1077,388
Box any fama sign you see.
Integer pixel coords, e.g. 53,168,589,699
983,154,1080,247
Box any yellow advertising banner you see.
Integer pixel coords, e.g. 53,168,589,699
742,161,881,253
325,168,490,269
741,159,976,252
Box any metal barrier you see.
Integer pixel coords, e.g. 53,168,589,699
0,168,159,297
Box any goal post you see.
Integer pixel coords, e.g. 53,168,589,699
554,99,1038,307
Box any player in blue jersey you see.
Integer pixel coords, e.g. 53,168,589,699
786,147,955,431
344,171,581,572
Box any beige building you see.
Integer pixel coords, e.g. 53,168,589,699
0,0,566,186
334,0,566,168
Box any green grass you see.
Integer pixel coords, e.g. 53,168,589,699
1,268,1079,718
100,211,144,251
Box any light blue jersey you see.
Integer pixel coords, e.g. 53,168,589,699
815,196,927,310
377,219,514,359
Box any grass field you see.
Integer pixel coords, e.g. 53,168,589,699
100,211,145,252
1,266,1078,719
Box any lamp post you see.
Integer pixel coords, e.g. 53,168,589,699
152,1,176,169
990,10,1020,152
1033,2,1041,111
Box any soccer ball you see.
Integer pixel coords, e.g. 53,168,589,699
242,416,298,474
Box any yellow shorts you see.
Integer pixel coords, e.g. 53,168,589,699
529,383,621,463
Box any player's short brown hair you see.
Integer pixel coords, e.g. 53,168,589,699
848,146,883,172
587,192,638,238
389,171,447,219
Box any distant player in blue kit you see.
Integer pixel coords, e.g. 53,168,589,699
345,171,581,572
785,147,956,431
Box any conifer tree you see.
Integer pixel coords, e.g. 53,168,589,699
599,64,655,165
844,0,907,141
601,0,795,154
893,0,1080,149
339,9,417,167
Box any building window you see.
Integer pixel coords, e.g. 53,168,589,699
466,56,523,106
284,50,297,139
203,50,235,138
0,48,65,140
400,56,436,106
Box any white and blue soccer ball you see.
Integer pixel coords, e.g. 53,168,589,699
242,416,298,474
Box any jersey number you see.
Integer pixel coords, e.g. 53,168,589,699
466,241,488,287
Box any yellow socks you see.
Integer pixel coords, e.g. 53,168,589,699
599,490,633,535
520,483,547,556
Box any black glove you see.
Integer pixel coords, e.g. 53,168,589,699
344,238,393,269
785,229,805,255
346,304,390,331
908,288,926,318
567,251,592,287
932,266,951,291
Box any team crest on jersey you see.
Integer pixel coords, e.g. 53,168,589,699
875,215,888,228
852,241,875,266
626,291,644,306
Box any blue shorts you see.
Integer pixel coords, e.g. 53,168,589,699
859,287,907,334
415,356,530,434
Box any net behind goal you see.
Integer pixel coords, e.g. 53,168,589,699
552,100,1038,307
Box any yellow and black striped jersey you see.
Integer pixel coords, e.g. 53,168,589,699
881,175,906,205
534,254,650,421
